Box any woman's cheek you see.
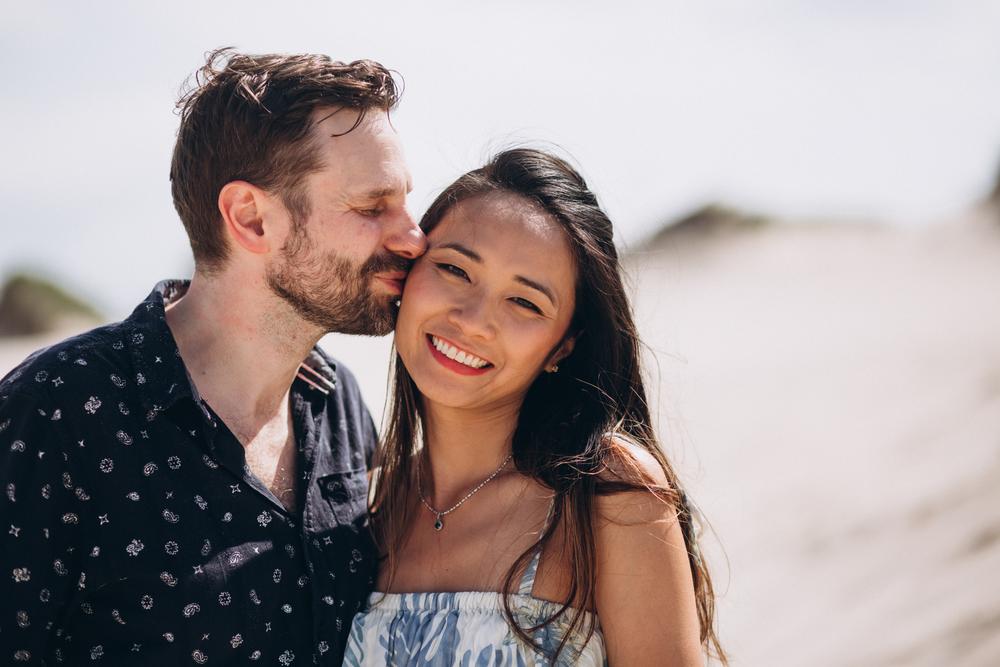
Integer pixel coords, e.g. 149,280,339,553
513,321,569,372
399,276,434,318
396,274,445,349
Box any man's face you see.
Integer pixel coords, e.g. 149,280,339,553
265,108,426,336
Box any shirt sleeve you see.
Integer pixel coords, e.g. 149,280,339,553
362,411,379,470
0,389,90,664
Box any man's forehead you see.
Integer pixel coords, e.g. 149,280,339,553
363,183,413,199
308,107,411,197
311,105,367,136
310,105,394,139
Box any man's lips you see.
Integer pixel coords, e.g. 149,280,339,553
375,273,407,294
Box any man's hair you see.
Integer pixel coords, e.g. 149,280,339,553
169,48,401,273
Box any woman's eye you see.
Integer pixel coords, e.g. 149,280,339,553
511,297,542,314
436,263,469,280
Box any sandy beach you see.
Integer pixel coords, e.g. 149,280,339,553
3,206,998,665
629,205,1000,665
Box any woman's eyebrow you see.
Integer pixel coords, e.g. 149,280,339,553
438,242,482,262
514,275,556,306
437,242,556,306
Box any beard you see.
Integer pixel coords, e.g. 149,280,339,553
265,218,410,336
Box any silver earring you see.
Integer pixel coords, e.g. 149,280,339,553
546,364,559,373
394,299,401,307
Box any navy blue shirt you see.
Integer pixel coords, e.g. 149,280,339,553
0,281,378,665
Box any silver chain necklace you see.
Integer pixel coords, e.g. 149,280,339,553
417,451,513,531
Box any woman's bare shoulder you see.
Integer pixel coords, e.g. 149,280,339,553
595,434,675,520
592,436,703,664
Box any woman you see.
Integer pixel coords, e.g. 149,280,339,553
344,149,725,665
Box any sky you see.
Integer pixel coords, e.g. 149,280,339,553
2,1,999,317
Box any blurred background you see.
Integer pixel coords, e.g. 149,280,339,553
2,2,999,664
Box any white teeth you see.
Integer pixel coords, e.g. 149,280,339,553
431,336,489,369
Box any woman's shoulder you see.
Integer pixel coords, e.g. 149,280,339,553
588,434,687,538
590,436,703,662
596,435,673,500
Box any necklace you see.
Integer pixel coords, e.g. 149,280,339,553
417,451,513,531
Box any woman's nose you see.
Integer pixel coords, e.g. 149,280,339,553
447,293,496,340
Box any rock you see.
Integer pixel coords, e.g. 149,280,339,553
992,159,1000,204
0,273,102,337
638,203,771,252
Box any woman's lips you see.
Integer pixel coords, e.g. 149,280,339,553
425,334,493,376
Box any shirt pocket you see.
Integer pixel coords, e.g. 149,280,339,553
317,468,369,526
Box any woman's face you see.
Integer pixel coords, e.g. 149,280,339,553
394,192,577,413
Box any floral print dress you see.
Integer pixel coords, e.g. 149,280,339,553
342,544,607,666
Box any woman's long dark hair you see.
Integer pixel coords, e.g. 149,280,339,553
371,148,726,664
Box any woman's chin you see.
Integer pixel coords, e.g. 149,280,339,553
409,375,481,410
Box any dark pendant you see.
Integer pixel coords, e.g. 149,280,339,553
434,515,444,531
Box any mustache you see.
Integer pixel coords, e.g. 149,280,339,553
361,252,412,276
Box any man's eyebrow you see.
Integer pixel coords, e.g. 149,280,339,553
438,242,482,262
514,275,556,306
359,186,403,200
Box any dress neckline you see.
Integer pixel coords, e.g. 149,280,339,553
364,589,598,621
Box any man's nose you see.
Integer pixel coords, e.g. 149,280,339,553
385,208,427,260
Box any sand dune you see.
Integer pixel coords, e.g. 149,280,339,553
2,207,998,665
628,206,1000,666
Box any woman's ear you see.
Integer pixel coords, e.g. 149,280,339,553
544,335,576,373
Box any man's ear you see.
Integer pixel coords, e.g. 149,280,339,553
218,181,274,256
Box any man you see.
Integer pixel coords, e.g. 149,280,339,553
0,49,425,665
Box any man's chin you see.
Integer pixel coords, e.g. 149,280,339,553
268,272,398,337
363,300,399,337
326,297,397,337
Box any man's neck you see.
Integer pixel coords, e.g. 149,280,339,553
164,271,322,430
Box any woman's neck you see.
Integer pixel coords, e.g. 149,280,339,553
420,401,520,508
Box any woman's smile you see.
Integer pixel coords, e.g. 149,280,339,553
426,334,494,376
394,191,577,410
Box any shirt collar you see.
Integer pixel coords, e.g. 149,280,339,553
125,280,340,417
126,280,198,418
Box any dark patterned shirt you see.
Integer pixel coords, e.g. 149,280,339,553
0,281,379,665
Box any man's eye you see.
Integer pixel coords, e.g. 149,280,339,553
511,297,542,314
435,263,469,280
357,207,383,217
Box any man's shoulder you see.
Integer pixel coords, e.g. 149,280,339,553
0,320,135,403
0,322,140,466
308,347,378,463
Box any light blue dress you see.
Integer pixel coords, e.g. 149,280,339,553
342,544,607,666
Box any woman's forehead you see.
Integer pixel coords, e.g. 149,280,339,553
432,193,568,249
